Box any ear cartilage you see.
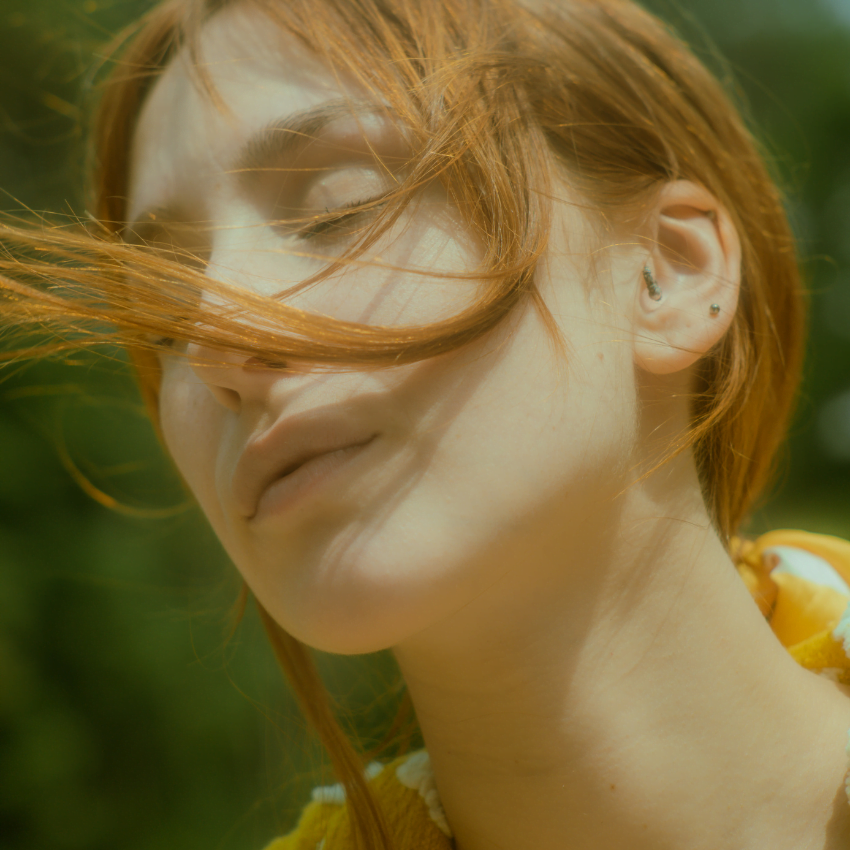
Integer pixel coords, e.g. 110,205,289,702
642,266,663,301
710,303,721,316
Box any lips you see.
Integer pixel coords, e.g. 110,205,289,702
232,413,377,519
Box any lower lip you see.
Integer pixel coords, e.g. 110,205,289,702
251,436,376,521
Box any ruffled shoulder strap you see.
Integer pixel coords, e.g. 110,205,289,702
734,529,850,683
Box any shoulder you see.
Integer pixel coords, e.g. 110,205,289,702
262,750,453,850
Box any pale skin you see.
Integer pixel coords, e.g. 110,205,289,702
126,5,850,849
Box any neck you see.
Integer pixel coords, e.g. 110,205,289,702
393,472,850,850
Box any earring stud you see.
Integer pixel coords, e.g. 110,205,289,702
642,266,662,301
710,303,721,316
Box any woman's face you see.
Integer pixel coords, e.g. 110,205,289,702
127,4,640,654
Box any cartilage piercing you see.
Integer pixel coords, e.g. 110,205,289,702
643,266,662,301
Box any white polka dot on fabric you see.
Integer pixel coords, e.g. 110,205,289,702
766,546,850,595
311,783,346,806
833,603,850,657
310,762,385,806
395,750,453,837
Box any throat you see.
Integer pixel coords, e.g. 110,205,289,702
395,524,850,850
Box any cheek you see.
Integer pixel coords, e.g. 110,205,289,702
265,316,636,655
158,364,226,524
217,194,480,327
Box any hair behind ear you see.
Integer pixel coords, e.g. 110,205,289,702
530,2,804,539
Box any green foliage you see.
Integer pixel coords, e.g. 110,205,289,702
1,1,849,849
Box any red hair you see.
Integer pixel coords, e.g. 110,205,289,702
0,1,806,846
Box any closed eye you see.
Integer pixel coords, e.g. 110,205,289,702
145,319,194,353
297,194,390,241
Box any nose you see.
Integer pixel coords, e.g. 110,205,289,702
183,217,309,411
186,341,292,413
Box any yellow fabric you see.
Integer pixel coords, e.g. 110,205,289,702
264,754,452,850
770,572,849,648
266,530,850,850
789,628,850,681
738,530,850,587
733,529,850,684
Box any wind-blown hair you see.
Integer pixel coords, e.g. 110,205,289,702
0,0,805,847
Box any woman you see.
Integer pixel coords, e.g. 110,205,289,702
3,0,850,847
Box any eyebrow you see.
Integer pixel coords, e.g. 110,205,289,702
233,98,387,178
126,97,389,237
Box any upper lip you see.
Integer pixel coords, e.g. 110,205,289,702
233,411,376,519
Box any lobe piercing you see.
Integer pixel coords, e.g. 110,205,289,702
642,266,662,301
710,304,721,316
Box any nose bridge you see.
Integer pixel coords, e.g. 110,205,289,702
188,205,320,409
187,337,293,412
204,209,281,298
185,211,278,405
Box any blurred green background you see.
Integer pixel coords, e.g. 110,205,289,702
1,0,850,848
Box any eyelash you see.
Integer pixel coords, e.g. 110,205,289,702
150,334,183,351
149,320,193,350
297,194,388,240
148,195,391,350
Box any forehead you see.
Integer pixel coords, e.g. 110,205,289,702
127,5,353,223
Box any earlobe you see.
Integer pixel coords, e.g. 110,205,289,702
633,181,741,376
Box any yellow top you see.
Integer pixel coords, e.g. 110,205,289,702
265,530,850,850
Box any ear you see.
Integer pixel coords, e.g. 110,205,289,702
633,180,741,375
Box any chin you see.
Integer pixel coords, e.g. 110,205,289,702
239,549,415,655
265,585,427,656
253,534,482,655
237,495,506,654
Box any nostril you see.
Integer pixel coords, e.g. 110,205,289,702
207,384,241,413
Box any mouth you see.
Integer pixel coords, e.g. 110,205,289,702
234,409,381,520
233,415,379,520
251,435,377,520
